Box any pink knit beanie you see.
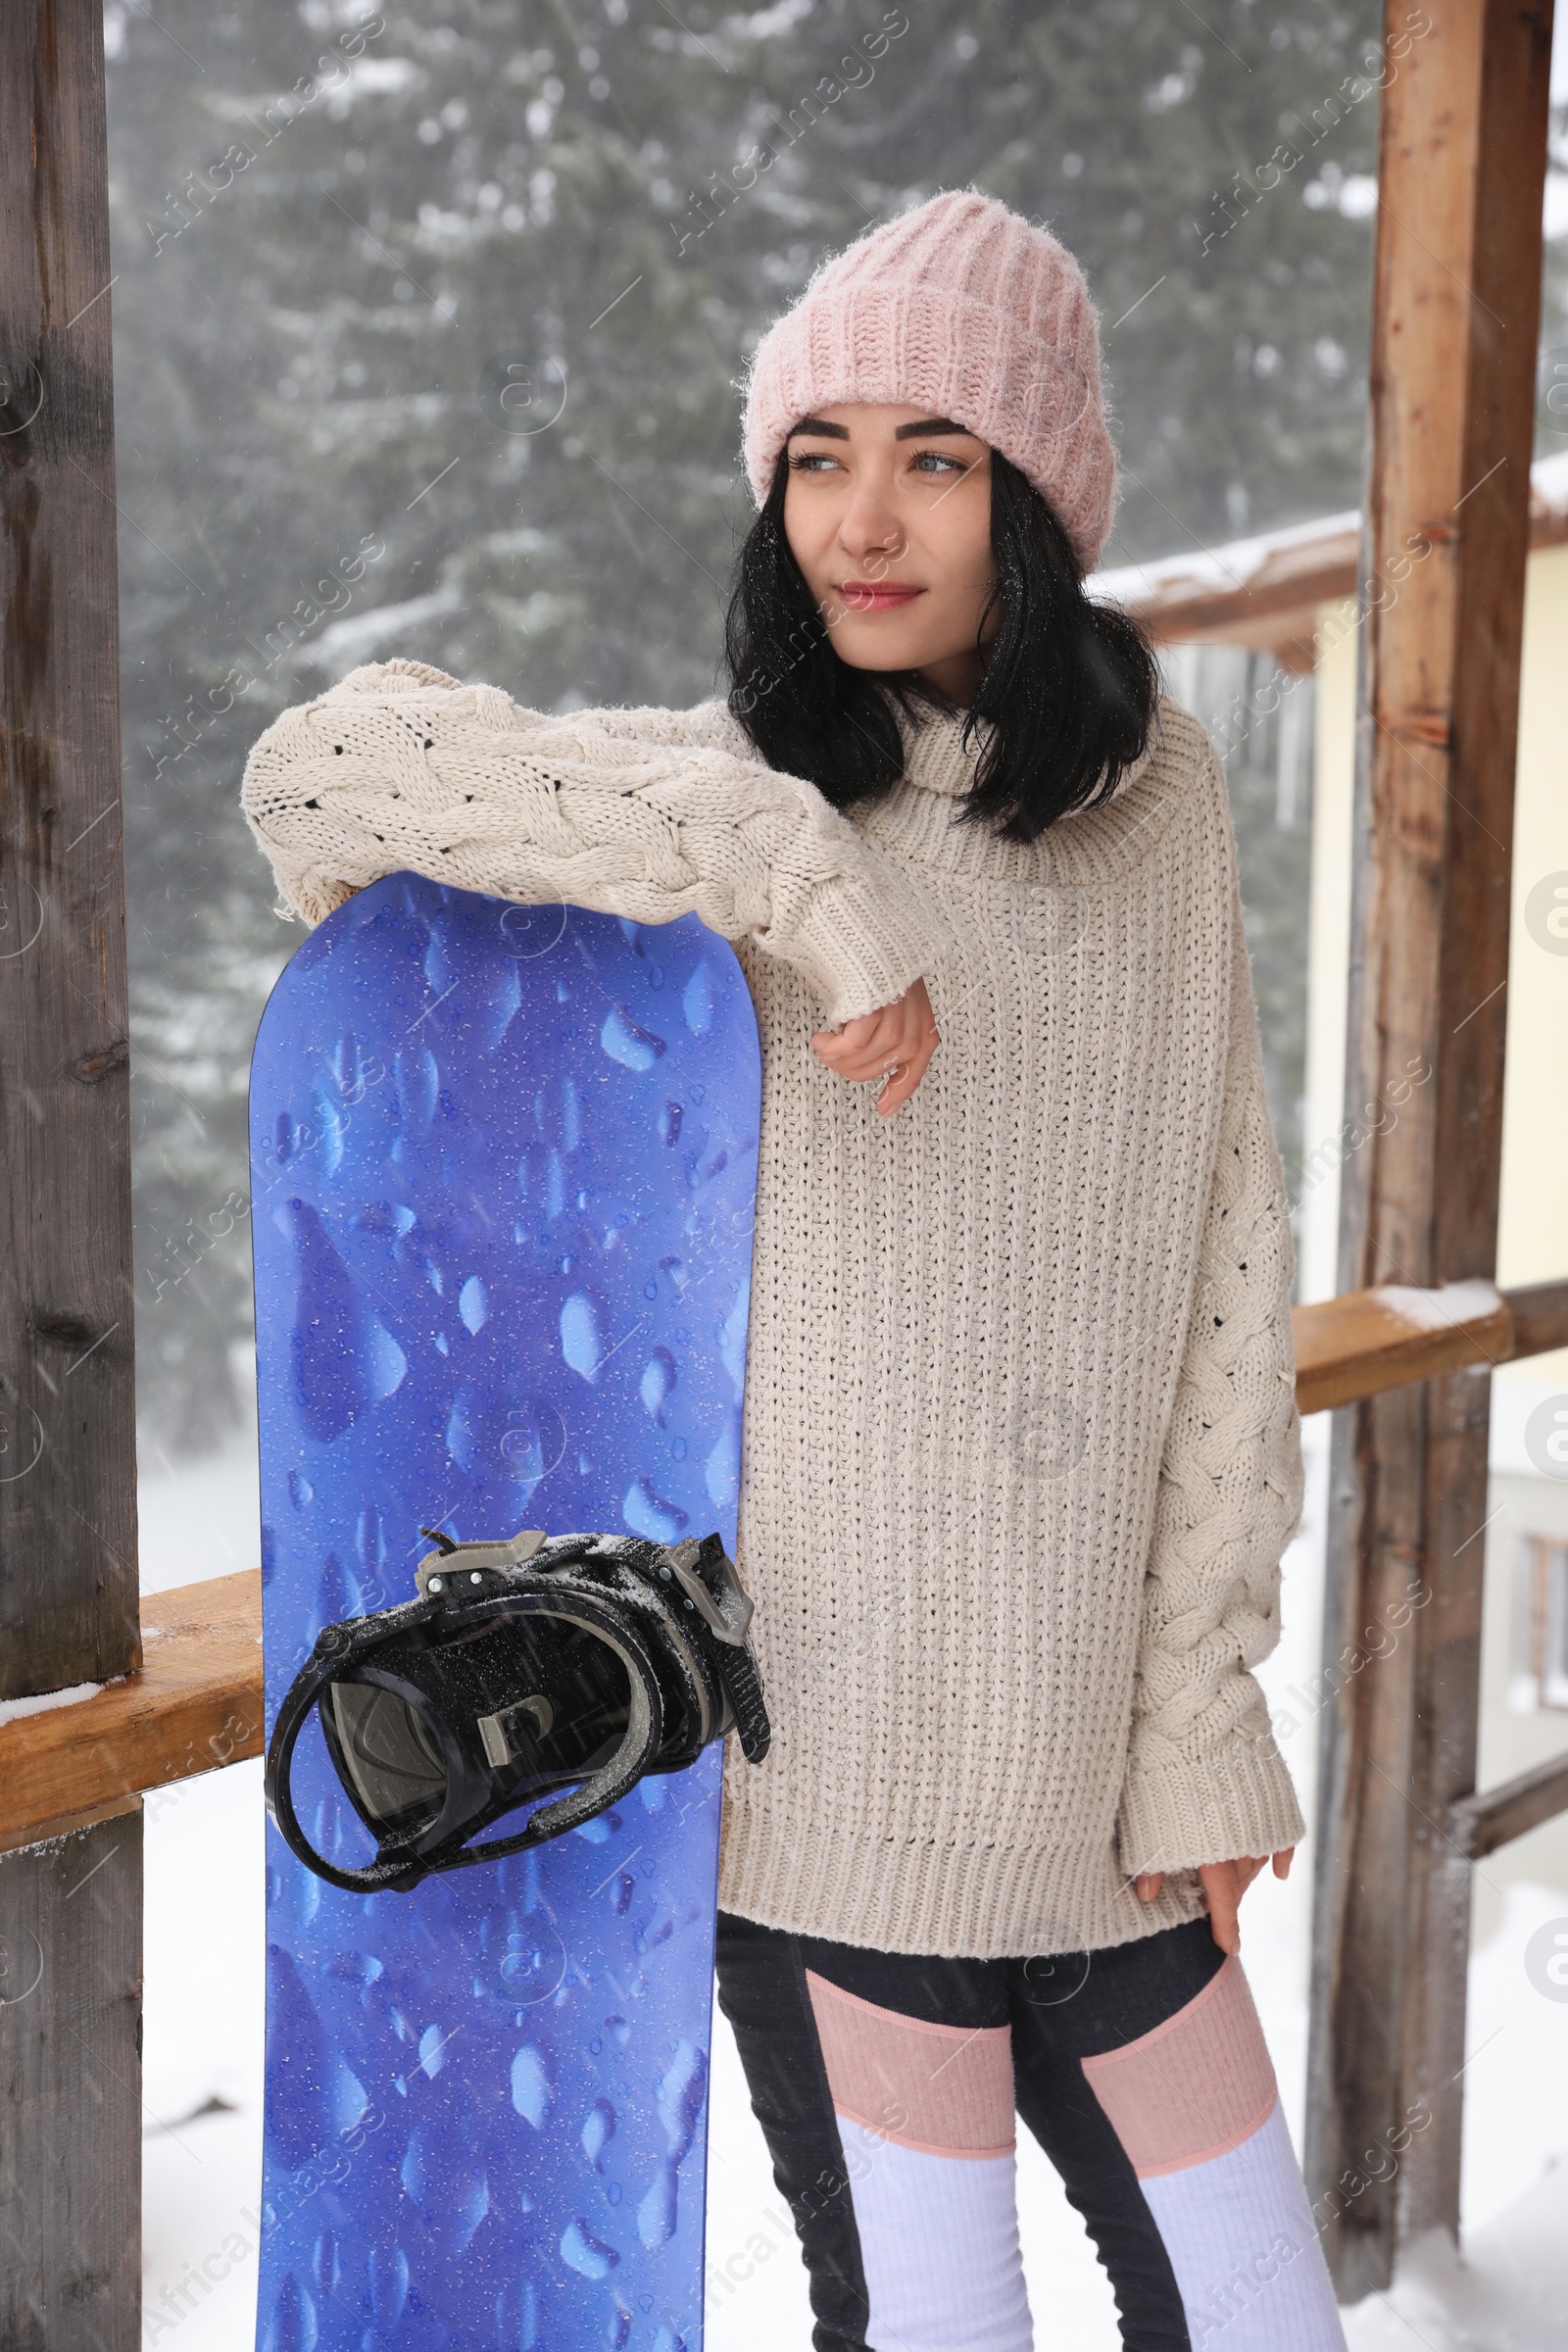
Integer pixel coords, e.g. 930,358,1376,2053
742,189,1117,572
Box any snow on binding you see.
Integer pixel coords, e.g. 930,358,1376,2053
250,874,760,2351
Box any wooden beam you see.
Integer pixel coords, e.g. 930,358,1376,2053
0,1816,142,2352
1097,460,1568,661
1,6,140,2344
1498,1278,1568,1364
1449,1753,1568,1860
1291,1276,1568,1418
0,1574,264,1858
1127,522,1361,653
1,0,137,1697
0,1815,141,2352
1304,0,1554,2301
1292,1280,1513,1417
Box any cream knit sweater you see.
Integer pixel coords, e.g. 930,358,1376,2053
242,661,1305,1958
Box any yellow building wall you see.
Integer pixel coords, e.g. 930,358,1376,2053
1499,543,1568,1341
1298,602,1359,1308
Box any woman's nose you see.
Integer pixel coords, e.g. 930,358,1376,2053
837,480,906,566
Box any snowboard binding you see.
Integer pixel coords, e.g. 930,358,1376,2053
266,1526,770,1893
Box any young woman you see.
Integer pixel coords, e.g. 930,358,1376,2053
244,191,1344,2352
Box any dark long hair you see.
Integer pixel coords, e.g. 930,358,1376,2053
724,448,1158,843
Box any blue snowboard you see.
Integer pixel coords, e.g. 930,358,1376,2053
250,873,760,2352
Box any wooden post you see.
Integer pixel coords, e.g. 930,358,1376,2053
0,4,141,2345
1305,0,1554,2299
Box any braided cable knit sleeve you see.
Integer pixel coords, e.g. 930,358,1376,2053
1116,906,1307,1881
240,659,952,1024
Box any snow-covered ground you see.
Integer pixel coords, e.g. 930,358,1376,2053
136,1417,1568,2348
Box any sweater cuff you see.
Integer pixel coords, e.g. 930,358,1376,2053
1116,1724,1305,1880
777,861,957,1025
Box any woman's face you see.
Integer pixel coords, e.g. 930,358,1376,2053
781,402,999,706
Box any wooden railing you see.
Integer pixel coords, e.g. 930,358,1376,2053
1096,468,1568,673
1293,1277,1536,1415
5,1274,1564,1863
0,1573,264,1856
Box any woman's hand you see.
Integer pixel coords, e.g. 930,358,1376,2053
812,977,940,1116
1134,1848,1295,1956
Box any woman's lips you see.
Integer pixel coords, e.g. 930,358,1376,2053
834,582,925,612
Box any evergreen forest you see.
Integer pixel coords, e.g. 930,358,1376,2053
101,0,1560,1446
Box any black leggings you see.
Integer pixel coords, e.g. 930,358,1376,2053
713,1911,1345,2352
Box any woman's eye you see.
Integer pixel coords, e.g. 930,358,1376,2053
789,451,841,472
910,450,966,475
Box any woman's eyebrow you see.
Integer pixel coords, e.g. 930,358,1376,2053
787,416,975,443
893,417,972,440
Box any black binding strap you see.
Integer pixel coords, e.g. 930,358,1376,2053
265,1525,767,1892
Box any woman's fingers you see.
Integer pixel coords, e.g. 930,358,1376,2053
813,1002,917,1078
1139,1851,1289,1952
1200,1859,1244,1954
812,1006,886,1075
874,1001,941,1116
873,1053,925,1116
812,979,940,1113
1199,1854,1279,1953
